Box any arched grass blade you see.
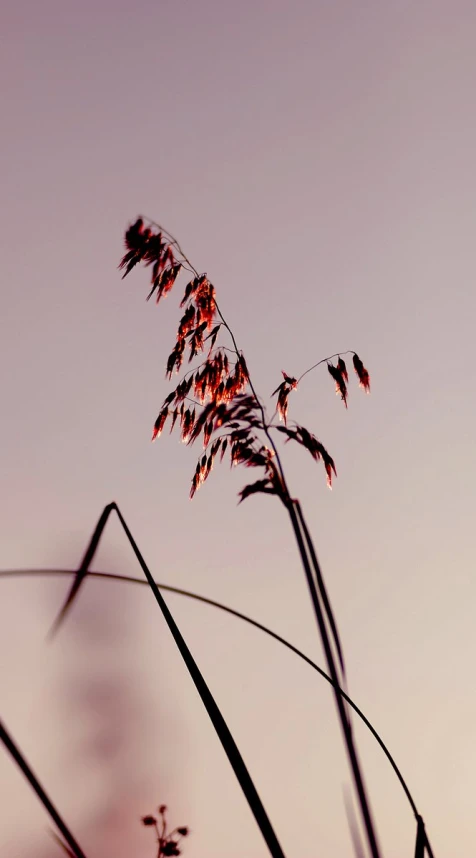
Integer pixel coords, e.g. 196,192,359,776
2,566,437,858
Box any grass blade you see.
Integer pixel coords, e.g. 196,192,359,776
414,815,426,858
286,500,382,858
2,566,437,857
294,500,346,680
48,503,287,858
0,719,87,858
48,503,116,637
50,830,78,857
344,786,366,858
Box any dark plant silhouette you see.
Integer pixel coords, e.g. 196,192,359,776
0,718,87,858
142,804,189,857
0,213,435,858
0,564,436,858
1,559,436,858
115,213,436,858
49,502,287,858
118,215,383,856
119,217,369,499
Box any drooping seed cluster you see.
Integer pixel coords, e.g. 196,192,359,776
276,424,337,489
121,217,370,499
120,219,285,501
326,354,370,409
271,371,298,423
272,354,370,421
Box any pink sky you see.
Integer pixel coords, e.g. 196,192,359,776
1,1,476,856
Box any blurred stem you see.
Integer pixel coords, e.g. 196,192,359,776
0,718,88,858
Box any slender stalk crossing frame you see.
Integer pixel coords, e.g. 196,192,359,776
48,503,287,858
0,718,88,858
135,217,383,856
1,565,435,858
116,216,435,857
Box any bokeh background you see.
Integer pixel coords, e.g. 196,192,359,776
1,1,476,855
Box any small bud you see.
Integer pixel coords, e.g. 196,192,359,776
142,815,157,826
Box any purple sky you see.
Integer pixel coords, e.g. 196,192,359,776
1,1,476,856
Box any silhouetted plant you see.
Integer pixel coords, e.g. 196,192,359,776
49,501,287,858
1,562,436,857
142,804,190,857
119,216,382,857
0,718,87,858
119,217,370,499
0,212,435,857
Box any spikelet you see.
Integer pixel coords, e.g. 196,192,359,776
352,353,370,393
337,357,348,382
152,408,168,441
271,371,297,424
327,362,348,408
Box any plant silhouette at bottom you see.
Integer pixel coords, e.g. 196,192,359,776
142,804,190,857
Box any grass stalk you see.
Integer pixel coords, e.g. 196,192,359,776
48,502,286,858
117,216,436,856
2,569,435,856
0,718,88,858
287,500,382,858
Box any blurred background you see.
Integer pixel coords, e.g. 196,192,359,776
1,1,476,855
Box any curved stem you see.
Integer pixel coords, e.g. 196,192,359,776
1,569,435,856
296,350,356,385
0,567,414,814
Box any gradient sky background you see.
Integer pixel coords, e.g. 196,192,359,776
1,1,476,856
